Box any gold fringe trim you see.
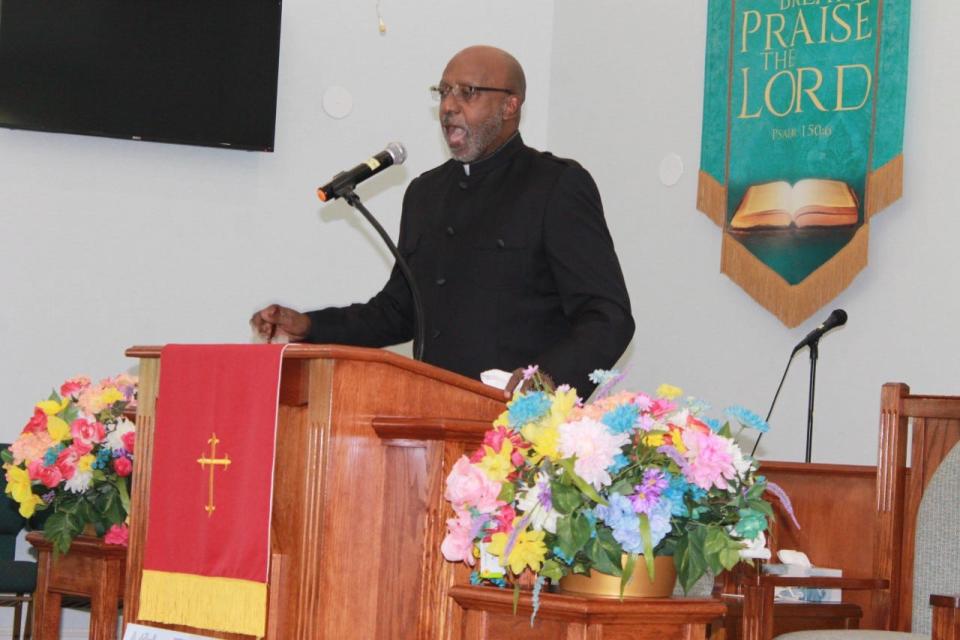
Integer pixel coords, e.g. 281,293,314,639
721,226,869,328
697,170,727,227
865,154,903,220
139,569,267,637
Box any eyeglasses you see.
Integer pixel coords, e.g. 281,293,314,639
429,83,512,103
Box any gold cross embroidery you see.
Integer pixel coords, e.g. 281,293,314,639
197,433,231,516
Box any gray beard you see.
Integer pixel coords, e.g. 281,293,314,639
449,112,505,163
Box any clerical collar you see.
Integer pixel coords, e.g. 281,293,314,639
460,133,523,176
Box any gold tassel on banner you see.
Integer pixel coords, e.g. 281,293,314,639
720,226,870,328
865,154,904,220
696,170,727,228
139,569,268,637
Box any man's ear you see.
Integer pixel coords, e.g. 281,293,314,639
502,94,522,121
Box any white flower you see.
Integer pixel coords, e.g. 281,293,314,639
558,418,630,490
516,477,561,533
64,469,94,493
106,417,135,451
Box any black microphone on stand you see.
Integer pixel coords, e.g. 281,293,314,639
751,309,848,461
315,143,426,362
791,309,848,355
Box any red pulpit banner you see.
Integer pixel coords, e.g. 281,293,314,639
139,344,287,637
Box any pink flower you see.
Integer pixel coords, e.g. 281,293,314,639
70,418,106,446
55,442,92,481
104,524,129,546
681,429,736,490
60,376,91,398
9,431,55,465
470,427,527,467
444,456,502,514
121,431,135,454
485,504,517,540
23,408,47,435
558,418,630,489
28,459,63,488
112,456,133,477
440,509,477,564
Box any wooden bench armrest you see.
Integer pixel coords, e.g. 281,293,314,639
931,594,960,640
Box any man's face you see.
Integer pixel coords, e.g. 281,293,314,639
438,52,514,163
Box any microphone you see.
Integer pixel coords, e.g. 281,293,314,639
792,309,848,354
316,142,407,202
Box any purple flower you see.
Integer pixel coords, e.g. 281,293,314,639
630,468,668,514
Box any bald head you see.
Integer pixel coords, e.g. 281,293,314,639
445,46,526,104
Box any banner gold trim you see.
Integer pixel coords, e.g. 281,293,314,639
865,154,904,220
139,569,267,637
697,170,727,228
721,226,869,328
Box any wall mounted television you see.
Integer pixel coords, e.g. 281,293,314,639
0,0,282,152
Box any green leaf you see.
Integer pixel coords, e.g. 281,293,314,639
557,459,608,506
116,477,131,517
620,553,637,599
512,582,521,615
0,448,12,464
550,480,581,515
43,511,83,555
569,513,592,552
587,538,621,576
747,498,773,517
540,559,565,582
674,526,709,593
638,514,655,580
498,482,516,504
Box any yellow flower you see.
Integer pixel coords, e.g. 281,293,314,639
492,411,510,429
656,384,683,399
487,525,547,574
46,416,71,442
476,441,515,483
521,422,560,461
644,432,666,447
4,465,44,518
548,387,578,424
98,387,124,407
77,454,96,473
36,398,69,416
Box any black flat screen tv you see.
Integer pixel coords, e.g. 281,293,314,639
0,0,282,151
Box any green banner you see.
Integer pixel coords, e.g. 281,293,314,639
699,0,910,326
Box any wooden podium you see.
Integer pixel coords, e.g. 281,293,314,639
123,344,507,639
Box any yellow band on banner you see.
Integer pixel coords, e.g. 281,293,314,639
138,569,267,637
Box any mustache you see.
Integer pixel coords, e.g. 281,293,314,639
441,113,465,127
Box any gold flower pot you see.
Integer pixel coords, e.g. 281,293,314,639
559,555,676,598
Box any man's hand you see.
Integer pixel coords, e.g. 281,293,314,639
249,304,311,343
503,367,555,399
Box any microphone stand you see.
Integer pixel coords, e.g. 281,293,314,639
340,188,425,361
804,342,819,463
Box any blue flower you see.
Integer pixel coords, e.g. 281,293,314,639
508,391,552,428
552,546,574,564
647,498,673,548
43,444,65,466
725,405,769,432
607,453,629,475
594,493,644,553
588,369,619,386
703,417,722,432
602,404,639,434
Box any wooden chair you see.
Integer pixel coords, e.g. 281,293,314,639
736,382,960,640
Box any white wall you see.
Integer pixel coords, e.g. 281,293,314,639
548,1,959,465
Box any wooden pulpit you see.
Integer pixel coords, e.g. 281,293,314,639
123,344,507,639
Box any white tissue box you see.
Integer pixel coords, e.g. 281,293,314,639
763,563,842,603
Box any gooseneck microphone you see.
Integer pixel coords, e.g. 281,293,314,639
315,142,425,361
792,309,848,355
316,142,407,202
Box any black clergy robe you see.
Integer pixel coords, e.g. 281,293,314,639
304,134,634,397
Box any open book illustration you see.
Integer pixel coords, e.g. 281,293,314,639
730,179,859,230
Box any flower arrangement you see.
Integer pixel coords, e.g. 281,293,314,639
2,373,137,553
441,369,774,600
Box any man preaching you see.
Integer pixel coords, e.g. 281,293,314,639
251,45,634,397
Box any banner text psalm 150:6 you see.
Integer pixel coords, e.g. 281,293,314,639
738,0,875,118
